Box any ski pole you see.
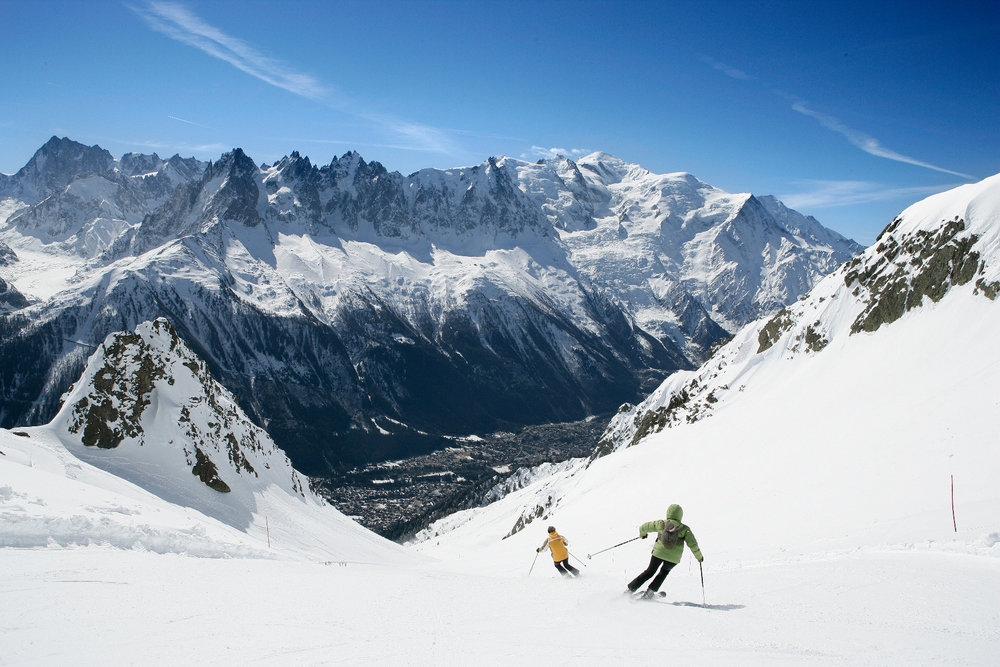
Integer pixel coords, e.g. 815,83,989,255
568,550,588,567
528,550,540,576
699,561,705,608
587,536,641,559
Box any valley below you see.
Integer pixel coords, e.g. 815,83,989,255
315,416,608,539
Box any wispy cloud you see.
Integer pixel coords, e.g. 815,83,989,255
274,137,456,153
523,146,591,161
778,179,959,210
700,53,976,181
790,102,975,179
167,114,209,129
361,113,460,155
132,2,331,102
129,139,231,156
699,55,751,81
131,1,462,156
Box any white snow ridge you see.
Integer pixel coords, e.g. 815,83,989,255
3,177,1000,665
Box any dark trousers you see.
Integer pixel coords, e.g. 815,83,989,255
554,558,580,577
628,555,676,592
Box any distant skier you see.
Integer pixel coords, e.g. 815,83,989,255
537,526,580,577
626,503,702,599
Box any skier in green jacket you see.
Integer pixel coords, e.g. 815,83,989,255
626,503,703,599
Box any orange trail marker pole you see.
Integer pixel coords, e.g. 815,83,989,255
951,475,957,532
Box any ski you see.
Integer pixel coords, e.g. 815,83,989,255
627,591,667,601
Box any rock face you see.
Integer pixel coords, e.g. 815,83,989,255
50,318,311,527
597,173,1000,457
0,274,28,313
1,139,861,473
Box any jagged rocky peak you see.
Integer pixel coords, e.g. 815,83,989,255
0,241,17,265
119,151,164,177
202,148,263,226
273,150,313,176
51,318,309,525
163,154,208,180
205,147,258,180
324,150,377,185
0,275,29,312
407,155,550,238
14,136,116,199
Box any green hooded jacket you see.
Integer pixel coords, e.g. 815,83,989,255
639,503,703,564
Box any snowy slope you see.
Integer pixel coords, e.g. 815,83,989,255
412,279,1000,561
3,542,997,665
0,425,405,563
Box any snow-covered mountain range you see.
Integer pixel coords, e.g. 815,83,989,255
0,137,861,471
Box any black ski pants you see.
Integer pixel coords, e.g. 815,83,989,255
628,554,676,592
554,558,579,577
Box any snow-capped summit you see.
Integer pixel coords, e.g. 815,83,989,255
515,152,862,335
0,137,207,258
50,318,311,528
6,136,117,203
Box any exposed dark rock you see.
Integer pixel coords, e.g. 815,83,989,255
848,219,986,334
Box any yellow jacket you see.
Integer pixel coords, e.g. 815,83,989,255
538,531,569,561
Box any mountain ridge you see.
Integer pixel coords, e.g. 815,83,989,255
1,137,861,473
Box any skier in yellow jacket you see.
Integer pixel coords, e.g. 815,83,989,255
537,526,580,577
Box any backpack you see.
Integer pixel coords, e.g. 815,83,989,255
658,519,685,548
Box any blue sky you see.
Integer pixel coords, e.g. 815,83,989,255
1,0,996,244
